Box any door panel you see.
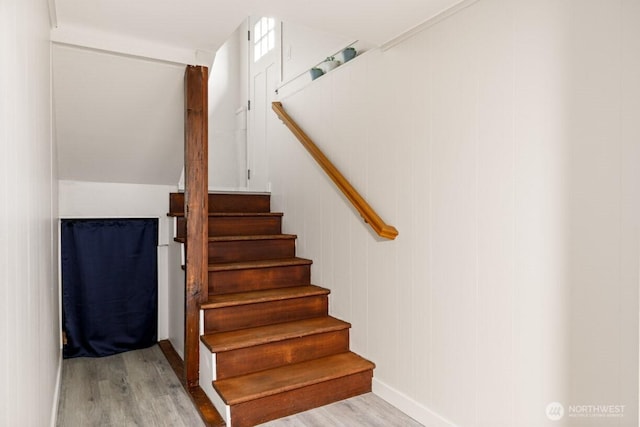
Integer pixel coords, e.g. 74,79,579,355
248,16,280,191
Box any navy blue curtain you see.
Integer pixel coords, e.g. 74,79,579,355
61,218,158,358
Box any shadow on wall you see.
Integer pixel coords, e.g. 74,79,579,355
208,19,248,189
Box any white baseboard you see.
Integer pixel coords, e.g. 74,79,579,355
49,349,63,427
372,378,457,427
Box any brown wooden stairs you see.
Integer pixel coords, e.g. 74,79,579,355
169,192,375,427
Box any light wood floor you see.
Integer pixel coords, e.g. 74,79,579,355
257,393,423,427
56,345,203,427
57,345,423,427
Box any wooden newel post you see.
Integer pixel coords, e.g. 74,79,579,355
184,65,209,389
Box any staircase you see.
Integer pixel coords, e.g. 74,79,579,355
169,192,375,427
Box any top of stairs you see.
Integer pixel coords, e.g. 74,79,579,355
169,192,271,215
175,234,297,243
168,212,283,218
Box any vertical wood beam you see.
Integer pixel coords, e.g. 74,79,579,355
184,65,208,389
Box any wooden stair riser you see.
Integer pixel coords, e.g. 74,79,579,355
215,330,349,380
208,238,295,263
169,193,270,215
209,265,311,295
181,238,297,263
203,296,328,334
168,190,375,427
228,370,373,427
176,215,282,239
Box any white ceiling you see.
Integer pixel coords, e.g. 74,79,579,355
53,0,464,53
52,0,464,186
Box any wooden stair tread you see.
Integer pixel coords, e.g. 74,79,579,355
209,257,312,272
168,212,283,218
213,352,375,405
174,234,296,244
201,316,349,353
201,285,328,310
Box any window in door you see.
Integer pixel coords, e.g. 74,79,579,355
254,17,275,62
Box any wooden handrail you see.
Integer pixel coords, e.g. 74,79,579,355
272,102,399,240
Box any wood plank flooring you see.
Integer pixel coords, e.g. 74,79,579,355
258,393,424,427
56,345,423,427
56,345,204,427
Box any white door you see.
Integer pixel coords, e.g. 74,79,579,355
247,16,280,191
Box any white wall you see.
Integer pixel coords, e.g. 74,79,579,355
168,219,185,359
58,180,180,342
281,21,354,83
208,20,248,189
206,18,361,191
0,0,60,426
267,0,639,426
53,45,185,186
565,1,639,424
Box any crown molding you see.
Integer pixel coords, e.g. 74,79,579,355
51,25,214,66
381,0,479,51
